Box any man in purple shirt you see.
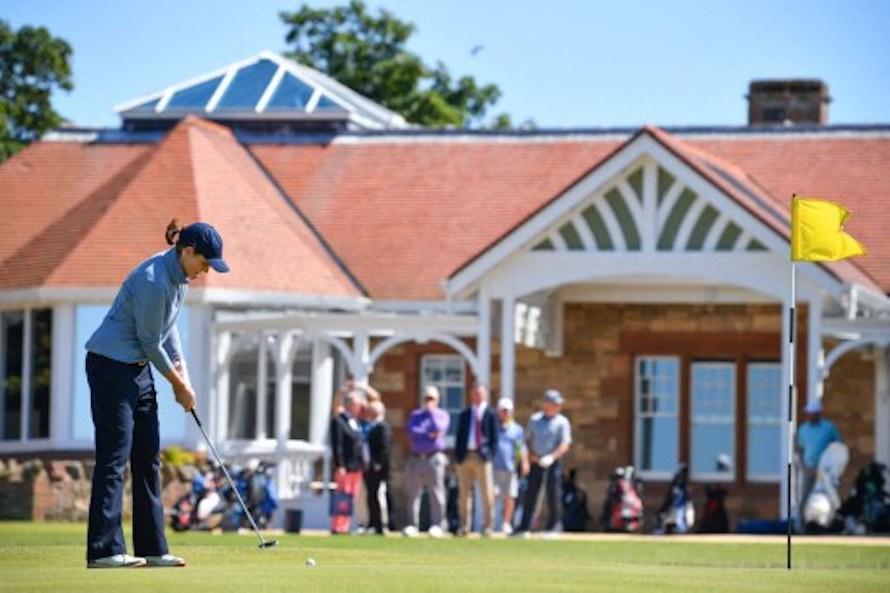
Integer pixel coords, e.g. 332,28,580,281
403,385,451,537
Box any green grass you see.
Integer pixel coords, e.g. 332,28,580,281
0,522,888,592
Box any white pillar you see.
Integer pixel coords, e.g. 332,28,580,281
256,334,270,439
876,346,890,465
477,287,492,384
187,304,213,448
807,298,824,405
500,295,516,399
50,304,75,448
275,333,296,446
214,332,234,443
353,331,370,383
309,340,333,447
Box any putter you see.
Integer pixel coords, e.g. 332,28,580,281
190,409,278,549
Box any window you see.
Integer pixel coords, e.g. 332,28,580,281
747,363,782,480
289,342,313,441
420,354,465,439
690,362,735,481
634,357,679,476
228,335,260,439
1,308,52,442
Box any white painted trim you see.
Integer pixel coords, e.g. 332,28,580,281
50,304,75,448
256,63,286,113
642,159,658,253
215,310,477,334
500,294,516,398
571,214,596,250
597,193,627,251
672,193,708,251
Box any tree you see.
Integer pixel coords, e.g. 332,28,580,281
0,20,73,162
281,1,511,129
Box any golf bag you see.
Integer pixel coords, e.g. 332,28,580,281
600,465,643,532
840,461,890,534
655,463,694,534
227,460,279,530
802,441,849,533
169,468,226,532
561,469,591,532
697,454,732,533
698,483,730,533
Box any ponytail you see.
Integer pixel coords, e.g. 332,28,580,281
165,219,181,246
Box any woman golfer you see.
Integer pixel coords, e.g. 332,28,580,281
84,220,229,568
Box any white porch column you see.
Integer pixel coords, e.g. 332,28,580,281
187,304,213,448
477,287,492,384
214,332,234,443
50,304,75,448
273,333,297,502
500,294,516,399
256,334,270,439
352,331,370,383
807,298,824,405
876,347,890,465
309,340,333,447
274,333,296,447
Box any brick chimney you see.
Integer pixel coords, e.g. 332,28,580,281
746,79,830,126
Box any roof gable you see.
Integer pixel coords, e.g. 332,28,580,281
446,126,881,300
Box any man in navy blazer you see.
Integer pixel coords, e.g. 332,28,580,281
454,380,499,536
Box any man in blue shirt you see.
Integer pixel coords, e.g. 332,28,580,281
493,397,529,534
796,398,841,518
85,221,228,569
512,389,572,538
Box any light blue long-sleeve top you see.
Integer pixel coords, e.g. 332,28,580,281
85,248,187,375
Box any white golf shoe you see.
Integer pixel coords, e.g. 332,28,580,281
145,554,186,567
87,554,147,569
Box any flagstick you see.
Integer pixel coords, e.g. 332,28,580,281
786,262,797,570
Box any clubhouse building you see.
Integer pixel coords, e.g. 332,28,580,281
1,52,888,528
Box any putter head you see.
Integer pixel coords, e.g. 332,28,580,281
258,540,279,549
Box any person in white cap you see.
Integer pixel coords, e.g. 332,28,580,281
493,397,529,534
796,399,841,519
512,389,572,538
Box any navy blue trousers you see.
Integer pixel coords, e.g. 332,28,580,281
518,460,563,532
86,352,168,561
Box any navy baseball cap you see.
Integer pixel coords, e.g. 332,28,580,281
178,222,230,273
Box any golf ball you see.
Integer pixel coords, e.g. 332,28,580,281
306,558,316,567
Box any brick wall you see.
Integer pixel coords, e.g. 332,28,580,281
371,302,876,530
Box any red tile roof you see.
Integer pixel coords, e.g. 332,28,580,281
0,117,363,300
3,121,888,301
250,139,621,300
253,128,890,299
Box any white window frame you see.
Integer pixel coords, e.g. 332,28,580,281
0,308,53,447
689,361,736,482
420,353,465,449
746,362,782,482
633,355,679,480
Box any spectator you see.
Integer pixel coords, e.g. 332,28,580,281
363,400,392,535
493,397,529,534
796,399,841,519
454,381,499,536
512,389,572,538
329,388,367,534
403,385,451,538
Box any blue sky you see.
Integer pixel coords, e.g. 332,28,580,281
5,0,889,128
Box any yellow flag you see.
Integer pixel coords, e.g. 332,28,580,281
791,198,866,261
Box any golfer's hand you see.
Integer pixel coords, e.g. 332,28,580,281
174,383,196,412
538,454,554,468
